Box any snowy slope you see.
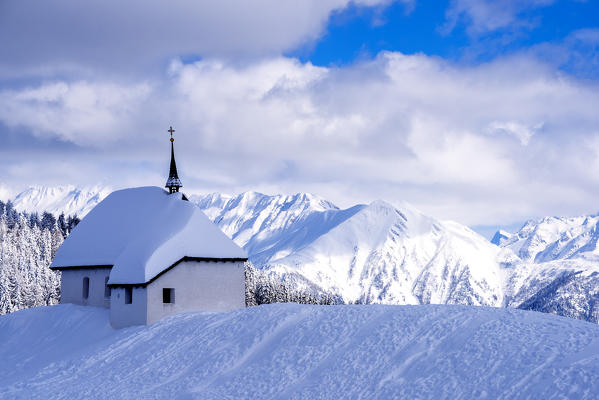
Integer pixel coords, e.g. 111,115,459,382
2,303,599,399
11,185,111,217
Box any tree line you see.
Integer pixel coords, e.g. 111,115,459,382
0,200,80,314
245,262,343,306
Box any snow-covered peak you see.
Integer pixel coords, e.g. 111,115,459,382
189,192,231,205
190,192,510,305
192,191,340,261
11,185,112,217
291,192,338,211
188,192,233,221
265,198,505,305
496,214,599,262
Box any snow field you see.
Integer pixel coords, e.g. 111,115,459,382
1,303,599,399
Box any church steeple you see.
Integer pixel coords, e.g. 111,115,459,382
165,126,182,194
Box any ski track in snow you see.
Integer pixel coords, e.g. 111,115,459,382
1,303,599,399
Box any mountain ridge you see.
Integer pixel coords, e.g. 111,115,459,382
9,185,112,217
5,185,599,322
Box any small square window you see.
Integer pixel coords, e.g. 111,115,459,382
163,288,175,304
125,287,132,304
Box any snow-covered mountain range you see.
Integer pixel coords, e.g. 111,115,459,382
7,185,111,217
193,191,508,306
493,215,599,263
491,216,599,322
5,185,599,322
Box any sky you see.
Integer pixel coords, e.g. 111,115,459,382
1,0,599,237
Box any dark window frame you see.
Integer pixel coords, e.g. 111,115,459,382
125,287,132,304
163,288,175,304
82,277,90,299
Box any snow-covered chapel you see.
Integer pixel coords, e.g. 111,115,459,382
50,127,247,328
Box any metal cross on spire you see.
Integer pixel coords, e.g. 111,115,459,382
165,125,182,193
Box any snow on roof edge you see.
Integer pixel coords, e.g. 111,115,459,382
50,186,247,285
105,256,248,287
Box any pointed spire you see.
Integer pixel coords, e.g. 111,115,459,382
165,126,182,194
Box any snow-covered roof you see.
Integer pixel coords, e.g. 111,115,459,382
50,186,247,285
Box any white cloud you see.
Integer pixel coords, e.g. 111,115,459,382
487,121,541,145
530,28,599,78
442,0,555,36
0,82,151,146
0,0,398,77
0,184,15,202
2,52,599,226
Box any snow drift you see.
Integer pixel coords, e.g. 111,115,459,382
1,303,599,399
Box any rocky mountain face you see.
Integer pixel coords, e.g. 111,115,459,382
490,229,512,246
493,216,599,322
497,215,599,263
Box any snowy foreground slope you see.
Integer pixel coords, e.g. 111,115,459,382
2,304,599,400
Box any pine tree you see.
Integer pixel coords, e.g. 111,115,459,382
5,201,18,229
28,212,40,228
57,213,68,238
0,208,64,314
244,262,342,307
41,212,56,231
67,215,80,233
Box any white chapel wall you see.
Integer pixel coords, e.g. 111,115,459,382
109,286,148,328
60,268,112,308
146,260,245,325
